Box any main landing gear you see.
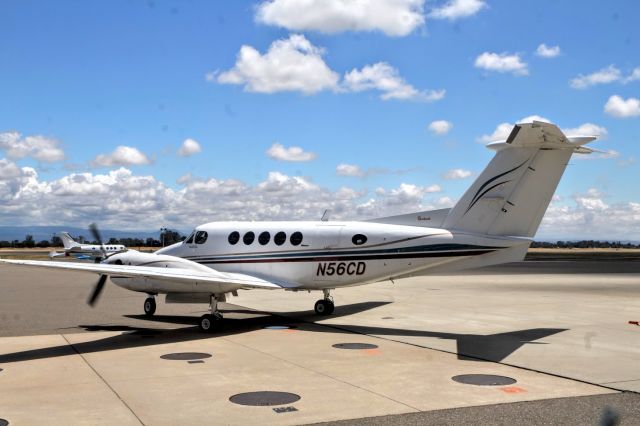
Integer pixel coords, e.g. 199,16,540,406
199,294,224,333
144,296,156,316
314,289,335,316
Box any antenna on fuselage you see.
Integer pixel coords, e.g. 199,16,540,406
321,209,330,222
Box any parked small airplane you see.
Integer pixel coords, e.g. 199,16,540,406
49,232,126,261
1,122,598,332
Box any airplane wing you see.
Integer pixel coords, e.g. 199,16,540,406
0,259,284,290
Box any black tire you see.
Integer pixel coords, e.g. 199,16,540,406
143,297,156,316
325,300,335,315
199,314,218,333
314,300,330,315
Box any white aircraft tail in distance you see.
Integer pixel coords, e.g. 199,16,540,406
1,122,598,332
49,232,126,261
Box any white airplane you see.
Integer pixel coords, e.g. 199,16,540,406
49,231,126,261
1,122,598,332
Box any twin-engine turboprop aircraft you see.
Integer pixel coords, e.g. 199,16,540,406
49,232,126,261
0,122,598,332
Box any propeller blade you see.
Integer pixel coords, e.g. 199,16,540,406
87,274,108,306
89,223,107,259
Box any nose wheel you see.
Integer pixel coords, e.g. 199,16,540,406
143,297,156,316
314,289,335,315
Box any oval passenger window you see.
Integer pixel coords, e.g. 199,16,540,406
290,231,303,246
228,231,240,245
243,231,255,245
258,231,270,245
274,232,286,246
352,234,367,245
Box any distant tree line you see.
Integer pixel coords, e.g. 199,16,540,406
531,240,640,249
0,229,185,249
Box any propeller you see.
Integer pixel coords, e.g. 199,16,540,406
87,274,108,306
87,223,108,307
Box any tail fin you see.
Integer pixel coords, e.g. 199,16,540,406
443,121,596,238
58,232,79,249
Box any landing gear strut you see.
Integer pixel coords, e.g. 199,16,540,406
143,296,156,316
314,289,335,316
199,294,224,332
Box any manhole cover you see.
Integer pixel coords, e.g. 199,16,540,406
452,374,516,386
332,343,378,350
0,419,8,426
160,352,212,361
264,325,296,330
229,391,300,406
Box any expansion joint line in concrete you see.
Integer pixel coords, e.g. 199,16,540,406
61,334,146,425
221,336,422,413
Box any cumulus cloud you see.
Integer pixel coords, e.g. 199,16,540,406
336,163,364,177
177,138,202,157
478,116,608,144
255,0,426,37
570,65,621,89
428,120,453,135
535,43,561,58
213,34,340,94
212,35,441,102
0,131,65,163
474,52,529,76
429,0,486,20
604,95,640,118
624,67,640,84
442,168,472,179
266,143,317,162
343,62,445,101
91,146,151,167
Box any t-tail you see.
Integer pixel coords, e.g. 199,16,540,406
58,232,80,250
443,121,596,238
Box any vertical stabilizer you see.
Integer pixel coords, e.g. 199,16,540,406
444,121,595,238
58,232,80,249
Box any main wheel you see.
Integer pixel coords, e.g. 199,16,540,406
314,299,334,316
199,314,221,333
143,297,156,316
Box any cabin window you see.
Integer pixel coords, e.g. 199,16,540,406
195,231,208,244
243,231,255,245
258,231,270,245
352,234,367,245
185,232,195,244
290,231,303,246
274,231,286,246
228,231,240,245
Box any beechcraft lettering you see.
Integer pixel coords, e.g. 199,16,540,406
0,122,600,333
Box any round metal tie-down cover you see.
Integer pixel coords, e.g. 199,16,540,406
229,391,301,406
332,343,379,350
160,352,212,361
0,419,9,426
452,374,517,386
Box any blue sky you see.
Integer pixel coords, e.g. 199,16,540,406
1,0,639,239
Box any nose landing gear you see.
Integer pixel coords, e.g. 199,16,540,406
314,289,335,315
199,294,224,332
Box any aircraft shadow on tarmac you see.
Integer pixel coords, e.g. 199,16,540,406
0,301,567,365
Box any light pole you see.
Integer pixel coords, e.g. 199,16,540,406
160,227,167,247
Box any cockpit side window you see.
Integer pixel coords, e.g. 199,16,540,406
185,231,195,244
195,231,208,244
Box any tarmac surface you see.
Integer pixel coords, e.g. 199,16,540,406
0,258,639,425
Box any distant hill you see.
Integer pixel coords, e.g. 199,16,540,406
0,226,180,242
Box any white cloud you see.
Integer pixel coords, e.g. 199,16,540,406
428,120,453,135
478,115,550,143
177,138,202,157
336,163,364,177
429,0,486,20
343,62,445,101
255,0,426,37
623,67,640,84
266,143,317,162
570,65,621,89
443,168,472,179
562,123,608,139
214,34,340,95
91,146,151,167
474,52,529,76
0,131,65,163
535,43,560,58
213,36,440,102
604,95,640,118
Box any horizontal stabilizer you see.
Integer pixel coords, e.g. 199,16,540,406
366,208,451,228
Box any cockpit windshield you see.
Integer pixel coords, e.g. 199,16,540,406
184,231,195,244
